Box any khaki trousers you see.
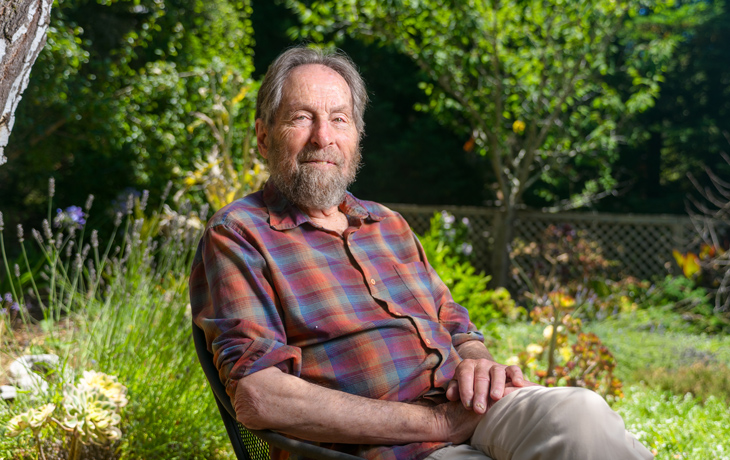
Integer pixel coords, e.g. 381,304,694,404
425,386,653,460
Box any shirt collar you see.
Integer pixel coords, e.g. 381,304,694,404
262,180,384,231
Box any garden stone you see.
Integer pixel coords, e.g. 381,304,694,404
8,353,59,394
0,385,17,400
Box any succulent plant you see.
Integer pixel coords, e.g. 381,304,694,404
61,382,122,445
5,403,56,436
78,370,129,409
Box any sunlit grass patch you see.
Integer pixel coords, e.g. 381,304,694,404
615,385,730,459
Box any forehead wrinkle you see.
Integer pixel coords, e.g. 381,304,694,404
278,65,354,116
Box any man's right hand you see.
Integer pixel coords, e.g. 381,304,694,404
433,400,484,444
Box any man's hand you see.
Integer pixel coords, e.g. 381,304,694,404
432,400,484,444
446,358,532,415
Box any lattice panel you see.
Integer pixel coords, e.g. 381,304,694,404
512,217,685,282
387,204,695,286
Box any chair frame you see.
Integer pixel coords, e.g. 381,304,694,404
192,322,365,460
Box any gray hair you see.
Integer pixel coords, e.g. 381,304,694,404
256,47,368,135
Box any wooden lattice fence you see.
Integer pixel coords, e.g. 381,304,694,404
387,203,696,286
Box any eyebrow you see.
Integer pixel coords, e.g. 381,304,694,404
282,103,353,115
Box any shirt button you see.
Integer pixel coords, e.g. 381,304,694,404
370,278,376,285
425,339,431,345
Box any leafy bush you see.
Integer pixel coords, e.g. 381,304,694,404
0,185,231,460
417,212,523,334
509,297,623,398
626,275,730,334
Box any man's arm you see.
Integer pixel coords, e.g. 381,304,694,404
235,366,482,445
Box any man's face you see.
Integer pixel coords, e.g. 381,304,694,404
256,64,361,212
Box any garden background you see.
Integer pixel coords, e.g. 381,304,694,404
1,0,729,458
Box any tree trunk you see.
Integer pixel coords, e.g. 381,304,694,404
0,0,53,166
489,204,516,288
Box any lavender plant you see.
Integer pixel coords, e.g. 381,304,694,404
0,181,230,459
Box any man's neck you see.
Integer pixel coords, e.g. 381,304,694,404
303,206,349,234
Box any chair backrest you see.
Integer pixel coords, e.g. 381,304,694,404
191,321,365,460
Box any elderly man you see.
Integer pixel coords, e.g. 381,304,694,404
189,47,653,460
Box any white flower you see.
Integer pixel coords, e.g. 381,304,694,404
526,343,544,355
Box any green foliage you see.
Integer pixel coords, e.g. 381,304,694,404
0,190,231,459
175,67,268,211
285,0,713,211
0,0,258,231
417,212,523,333
638,275,730,334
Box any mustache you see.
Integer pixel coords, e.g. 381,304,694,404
297,146,341,165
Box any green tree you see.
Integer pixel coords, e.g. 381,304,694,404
0,0,257,228
286,0,714,286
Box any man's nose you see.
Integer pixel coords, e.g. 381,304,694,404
309,119,333,148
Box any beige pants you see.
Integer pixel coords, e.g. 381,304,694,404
426,386,654,460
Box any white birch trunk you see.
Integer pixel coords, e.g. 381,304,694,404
0,0,53,166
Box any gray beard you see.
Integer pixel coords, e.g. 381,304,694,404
267,142,362,211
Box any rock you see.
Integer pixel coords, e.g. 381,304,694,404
0,385,17,400
8,354,59,393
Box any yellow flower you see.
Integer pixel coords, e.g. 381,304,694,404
512,120,526,134
526,343,544,356
559,346,573,363
506,356,520,366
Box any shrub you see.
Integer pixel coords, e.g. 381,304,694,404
417,212,524,334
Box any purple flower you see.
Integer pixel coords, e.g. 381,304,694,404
1,293,20,317
54,206,87,230
111,188,142,215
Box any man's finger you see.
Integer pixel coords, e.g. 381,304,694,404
506,365,526,386
457,362,476,410
446,379,460,401
471,361,491,415
489,365,507,401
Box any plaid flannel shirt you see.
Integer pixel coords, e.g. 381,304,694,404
189,181,484,460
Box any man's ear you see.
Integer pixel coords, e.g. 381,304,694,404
255,118,269,159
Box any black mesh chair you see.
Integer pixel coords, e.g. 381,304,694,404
192,322,365,460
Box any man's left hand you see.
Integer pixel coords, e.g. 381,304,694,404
445,359,532,415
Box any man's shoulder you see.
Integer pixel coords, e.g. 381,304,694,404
207,190,269,231
349,195,404,222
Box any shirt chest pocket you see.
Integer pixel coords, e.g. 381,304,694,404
377,261,438,321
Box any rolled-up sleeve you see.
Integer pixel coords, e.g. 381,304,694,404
189,222,302,400
412,233,485,347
